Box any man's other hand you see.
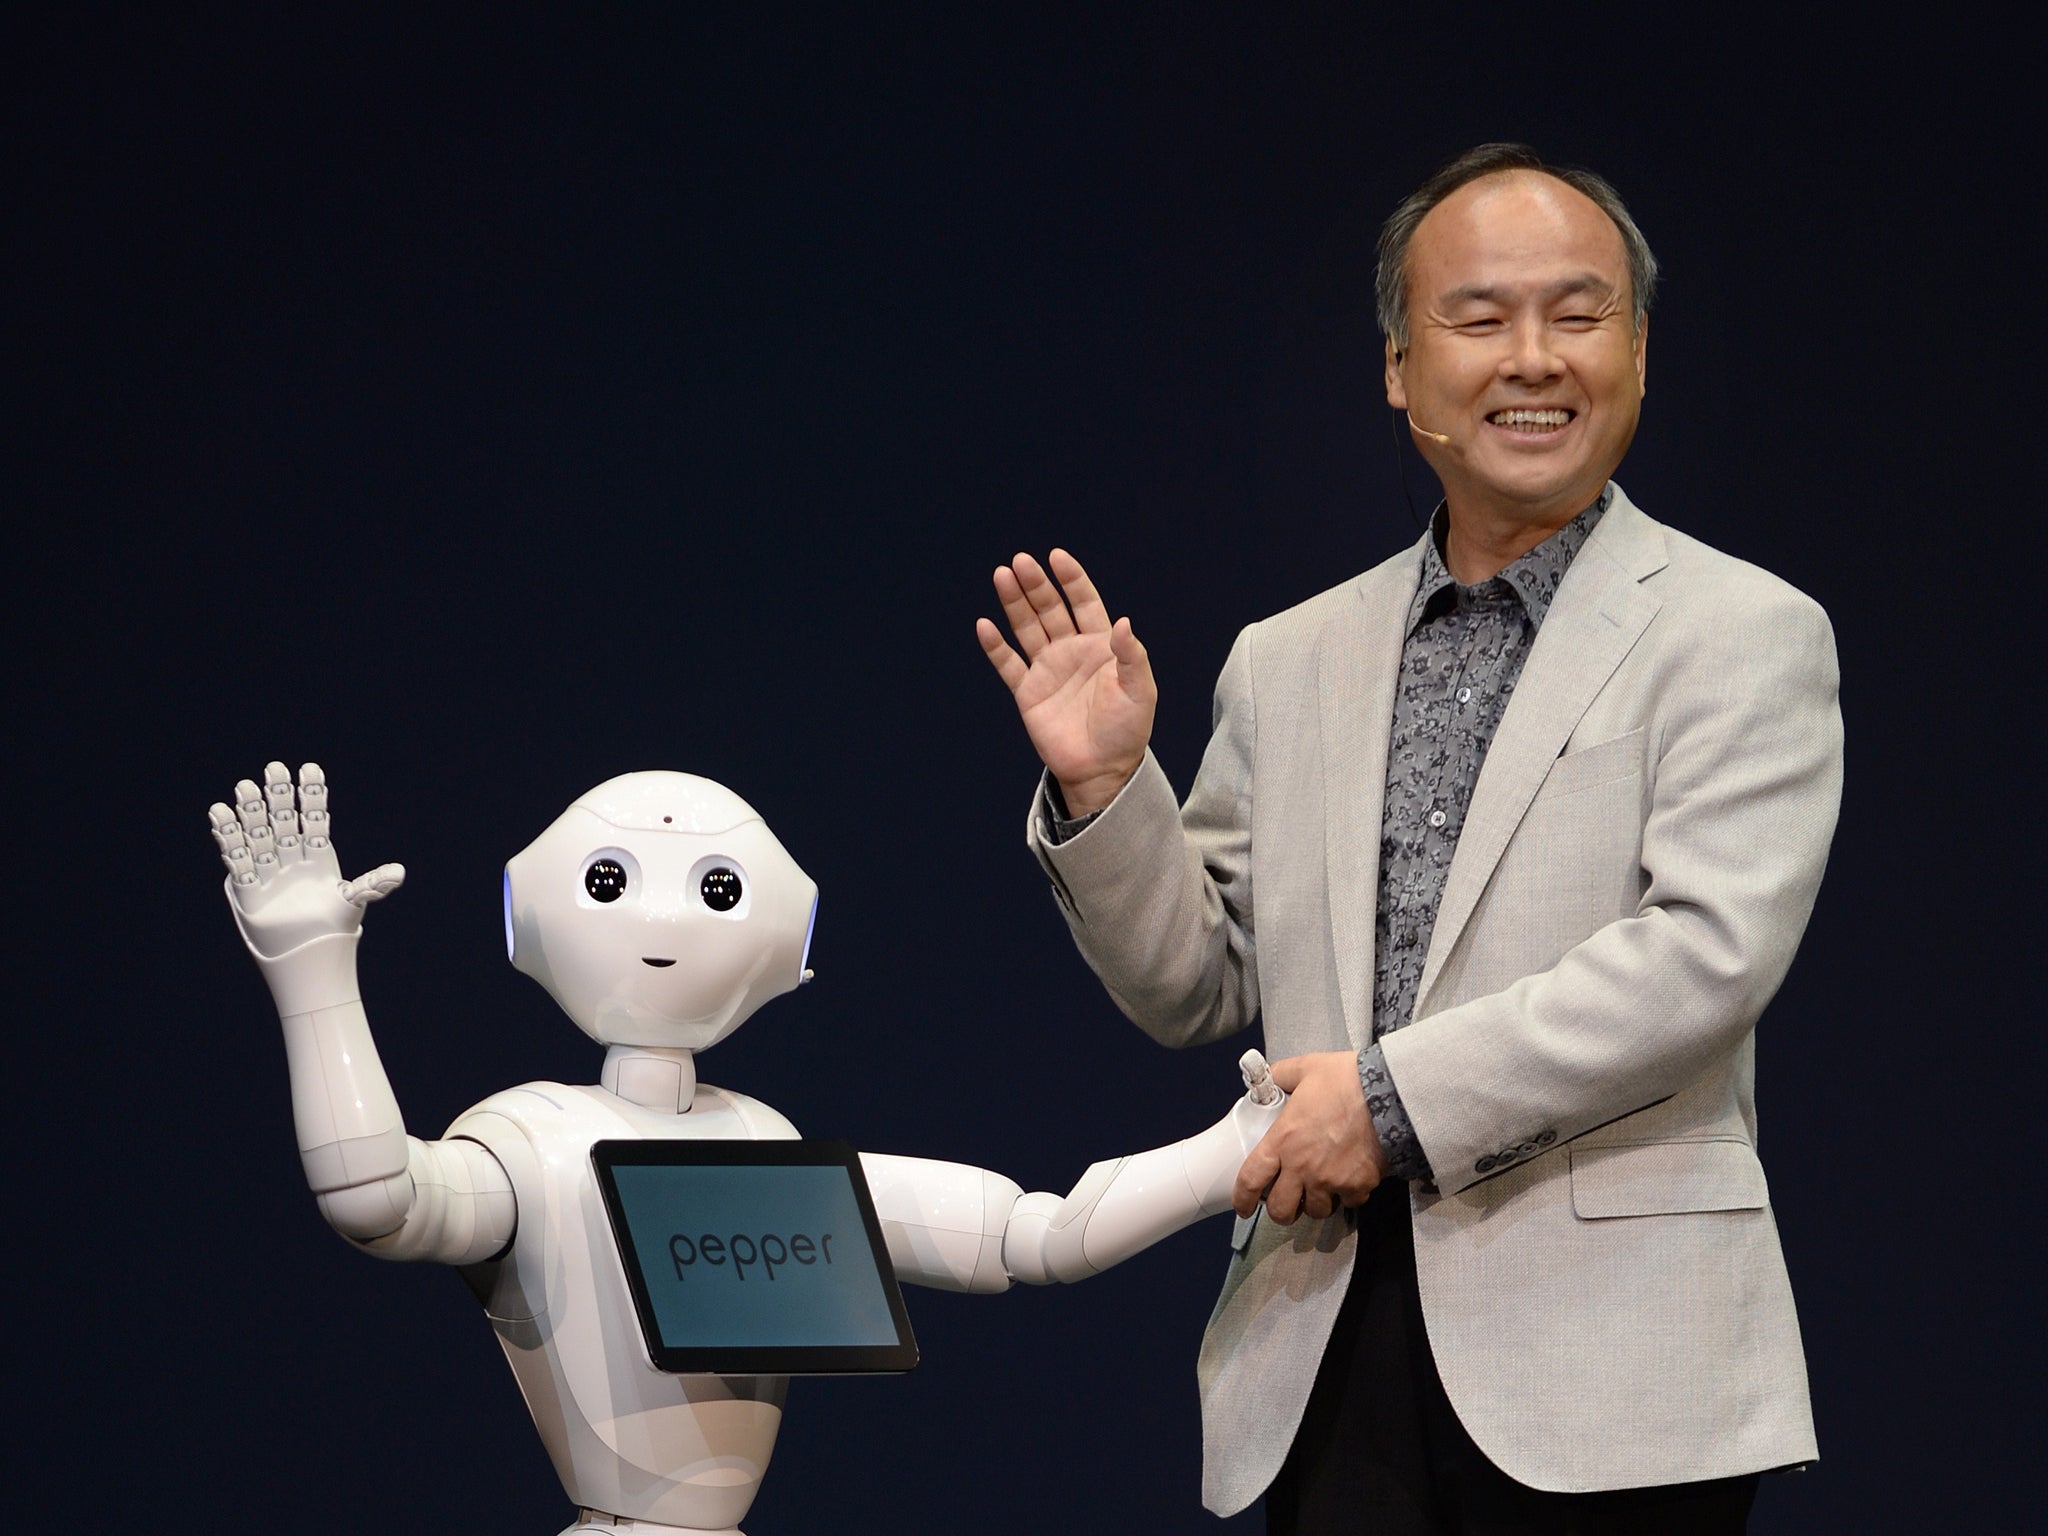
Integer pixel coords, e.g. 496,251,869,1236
1232,1051,1388,1223
977,549,1156,819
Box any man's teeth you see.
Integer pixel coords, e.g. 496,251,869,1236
1489,409,1572,427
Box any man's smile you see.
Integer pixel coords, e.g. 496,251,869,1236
1486,407,1576,436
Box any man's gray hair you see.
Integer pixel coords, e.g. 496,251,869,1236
1375,143,1659,348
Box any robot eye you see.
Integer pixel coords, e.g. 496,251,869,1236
585,859,629,903
700,867,743,912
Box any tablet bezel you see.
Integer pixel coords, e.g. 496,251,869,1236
590,1136,919,1376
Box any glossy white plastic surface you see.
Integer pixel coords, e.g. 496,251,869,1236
1002,1055,1286,1285
452,1067,800,1529
214,763,1282,1532
504,772,819,1053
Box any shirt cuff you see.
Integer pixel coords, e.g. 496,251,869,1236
1038,774,1103,845
1359,1041,1432,1183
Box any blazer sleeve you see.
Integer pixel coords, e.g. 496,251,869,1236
1028,626,1261,1048
1377,584,1844,1195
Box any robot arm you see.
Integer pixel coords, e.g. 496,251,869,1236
211,762,514,1265
860,1051,1284,1293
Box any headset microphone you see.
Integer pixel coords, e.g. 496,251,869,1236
1391,345,1452,445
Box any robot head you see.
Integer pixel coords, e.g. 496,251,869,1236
503,772,818,1051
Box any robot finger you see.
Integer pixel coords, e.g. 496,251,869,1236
274,833,306,866
297,764,329,844
235,778,268,835
209,802,245,853
244,817,278,878
342,861,406,905
263,762,295,818
1239,1049,1282,1106
210,803,250,875
226,843,258,886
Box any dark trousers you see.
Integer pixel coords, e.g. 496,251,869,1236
1265,1187,1759,1536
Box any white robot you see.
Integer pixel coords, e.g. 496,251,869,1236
211,762,1283,1535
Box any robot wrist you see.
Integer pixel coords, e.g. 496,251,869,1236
246,928,364,1016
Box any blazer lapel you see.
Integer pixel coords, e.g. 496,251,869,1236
1414,490,1669,1016
1317,547,1424,1052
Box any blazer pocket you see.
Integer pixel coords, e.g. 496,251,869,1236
1537,725,1647,801
1568,1137,1769,1219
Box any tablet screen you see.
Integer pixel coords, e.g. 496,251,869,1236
591,1138,919,1374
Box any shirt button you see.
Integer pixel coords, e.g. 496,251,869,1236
1456,687,1473,704
1428,809,1447,829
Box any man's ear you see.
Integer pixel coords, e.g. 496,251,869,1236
1384,335,1408,410
1634,313,1649,399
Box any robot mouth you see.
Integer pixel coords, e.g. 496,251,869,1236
641,957,677,968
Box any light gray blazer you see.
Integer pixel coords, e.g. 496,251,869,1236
1030,486,1840,1513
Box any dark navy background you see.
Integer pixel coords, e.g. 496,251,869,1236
13,7,2035,1531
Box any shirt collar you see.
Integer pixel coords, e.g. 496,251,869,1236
1407,485,1612,636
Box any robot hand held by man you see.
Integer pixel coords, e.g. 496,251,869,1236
212,761,1284,1535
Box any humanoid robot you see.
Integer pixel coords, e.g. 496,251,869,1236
210,762,1283,1535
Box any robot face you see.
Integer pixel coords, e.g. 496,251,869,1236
503,772,818,1051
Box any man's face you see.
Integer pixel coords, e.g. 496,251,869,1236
1385,171,1647,529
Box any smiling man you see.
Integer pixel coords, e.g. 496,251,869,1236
979,144,1841,1535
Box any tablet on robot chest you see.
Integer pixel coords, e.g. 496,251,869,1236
591,1138,919,1375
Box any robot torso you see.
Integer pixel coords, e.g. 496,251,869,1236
451,1079,799,1531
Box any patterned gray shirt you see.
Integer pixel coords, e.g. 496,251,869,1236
1360,490,1609,1180
1043,489,1608,1183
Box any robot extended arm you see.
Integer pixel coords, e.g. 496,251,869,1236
211,762,514,1265
860,1051,1285,1293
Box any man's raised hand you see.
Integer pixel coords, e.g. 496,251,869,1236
208,761,405,960
976,549,1157,818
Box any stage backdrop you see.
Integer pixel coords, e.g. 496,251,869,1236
13,7,2036,1531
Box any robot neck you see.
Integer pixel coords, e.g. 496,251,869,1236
601,1044,698,1113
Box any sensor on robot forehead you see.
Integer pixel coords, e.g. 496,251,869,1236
572,771,763,836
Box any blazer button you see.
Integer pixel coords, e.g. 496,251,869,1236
1537,1129,1557,1147
1475,1155,1497,1174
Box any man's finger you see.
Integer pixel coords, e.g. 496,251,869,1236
976,618,1030,692
1048,548,1113,635
1233,1137,1281,1218
1267,1055,1309,1092
1109,617,1153,695
1014,552,1078,641
993,562,1051,659
1265,1171,1304,1226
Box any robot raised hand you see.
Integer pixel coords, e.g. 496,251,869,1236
211,762,1284,1535
209,761,405,958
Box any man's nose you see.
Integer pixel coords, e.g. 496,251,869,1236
1498,320,1565,382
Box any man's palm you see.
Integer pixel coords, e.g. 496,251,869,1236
978,550,1156,816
